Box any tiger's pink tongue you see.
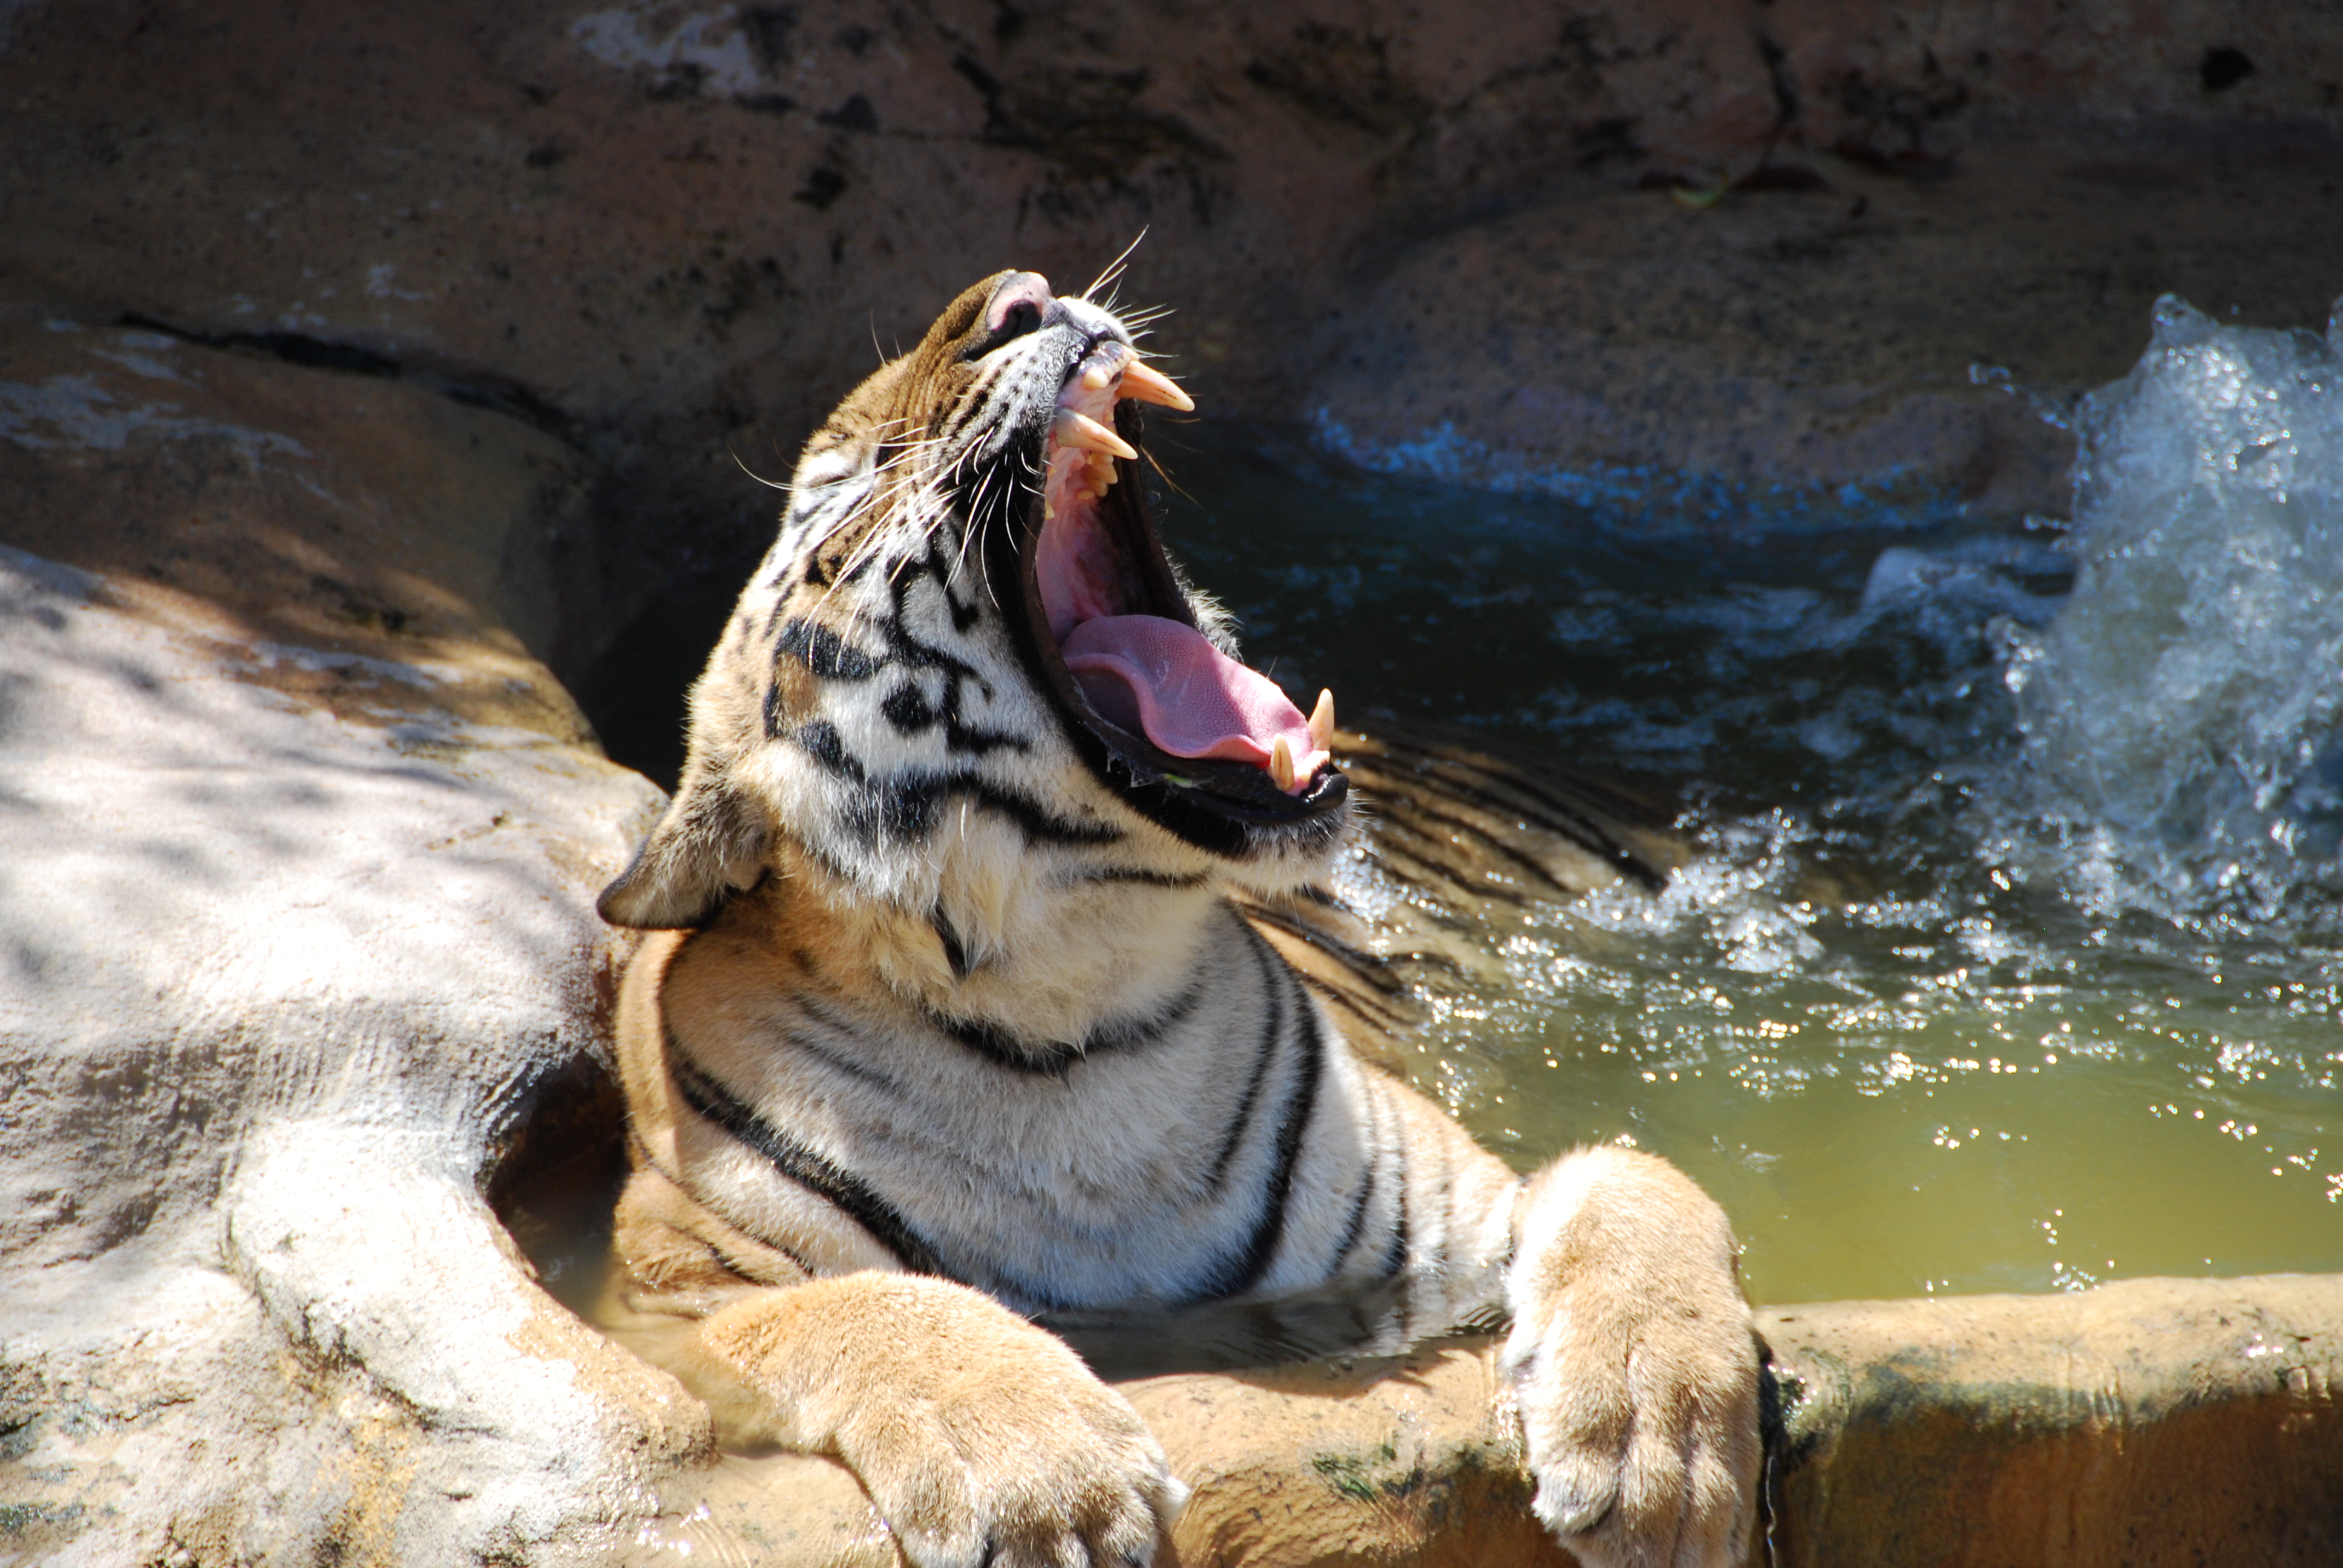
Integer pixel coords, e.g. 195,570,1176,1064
1063,615,1325,791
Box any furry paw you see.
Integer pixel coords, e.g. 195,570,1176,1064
846,1350,1186,1568
698,1275,1187,1568
1501,1149,1761,1568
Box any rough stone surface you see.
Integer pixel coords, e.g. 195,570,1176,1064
1763,1273,2343,1567
0,310,702,1564
1308,122,2343,527
1136,1345,1574,1568
3,0,2336,711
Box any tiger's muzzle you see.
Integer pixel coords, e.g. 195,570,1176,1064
968,275,1349,854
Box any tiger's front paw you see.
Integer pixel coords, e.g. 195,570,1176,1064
847,1356,1185,1568
699,1275,1186,1568
1501,1149,1761,1568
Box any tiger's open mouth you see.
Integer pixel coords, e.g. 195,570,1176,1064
1000,330,1347,833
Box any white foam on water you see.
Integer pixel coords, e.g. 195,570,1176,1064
2001,295,2343,898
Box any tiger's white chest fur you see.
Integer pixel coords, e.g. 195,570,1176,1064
641,889,1452,1316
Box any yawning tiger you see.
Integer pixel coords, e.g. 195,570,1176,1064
597,270,1761,1568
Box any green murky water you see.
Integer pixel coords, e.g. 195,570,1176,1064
1144,408,2343,1308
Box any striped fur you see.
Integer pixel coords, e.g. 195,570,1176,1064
1242,721,1689,1058
600,272,1760,1568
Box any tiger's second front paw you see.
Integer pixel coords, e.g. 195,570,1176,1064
1501,1149,1761,1568
698,1275,1187,1568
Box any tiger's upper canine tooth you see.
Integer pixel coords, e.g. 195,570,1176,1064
1270,734,1297,792
1054,408,1138,462
1119,360,1194,412
1309,689,1335,751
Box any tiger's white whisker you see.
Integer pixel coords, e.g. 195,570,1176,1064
1081,229,1149,304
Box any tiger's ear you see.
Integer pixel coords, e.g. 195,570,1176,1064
597,774,770,929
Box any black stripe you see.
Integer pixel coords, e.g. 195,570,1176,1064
1199,970,1331,1303
1303,976,1420,1039
932,908,971,980
795,719,865,782
1368,818,1530,907
926,1011,1055,1073
777,616,885,679
789,1028,908,1099
668,1034,948,1276
1332,1074,1394,1272
791,989,867,1040
1348,742,1668,892
1380,1129,1412,1279
1206,930,1283,1192
790,734,1122,852
1081,867,1208,889
925,983,1202,1076
957,780,1121,846
623,1131,819,1279
1358,850,1445,901
1087,982,1204,1051
1218,970,1325,1297
1368,786,1579,898
1331,1133,1380,1269
1234,901,1418,998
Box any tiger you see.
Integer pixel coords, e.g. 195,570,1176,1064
596,269,1763,1568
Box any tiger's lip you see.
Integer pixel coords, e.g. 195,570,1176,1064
998,333,1348,829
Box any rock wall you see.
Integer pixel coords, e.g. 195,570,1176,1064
0,308,703,1563
5,0,2336,719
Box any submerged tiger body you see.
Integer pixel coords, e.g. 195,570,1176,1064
599,271,1760,1568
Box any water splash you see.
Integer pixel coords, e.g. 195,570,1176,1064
2001,294,2343,897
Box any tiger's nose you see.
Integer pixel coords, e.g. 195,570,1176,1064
986,271,1054,337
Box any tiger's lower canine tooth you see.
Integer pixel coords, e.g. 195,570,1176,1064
1119,360,1194,412
1309,689,1335,751
1270,734,1297,791
1054,408,1138,460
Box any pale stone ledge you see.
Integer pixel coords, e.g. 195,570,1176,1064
620,1272,2343,1567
